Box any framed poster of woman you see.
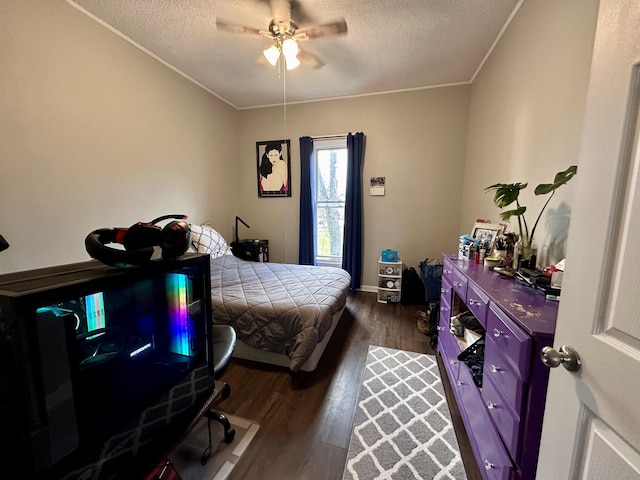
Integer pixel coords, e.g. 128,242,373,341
257,139,291,197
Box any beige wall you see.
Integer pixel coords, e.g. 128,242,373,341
237,88,471,288
235,0,600,287
1,0,601,291
460,0,599,266
0,0,239,273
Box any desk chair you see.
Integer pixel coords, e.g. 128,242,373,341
201,324,237,464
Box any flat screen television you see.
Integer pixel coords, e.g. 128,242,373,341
0,253,214,479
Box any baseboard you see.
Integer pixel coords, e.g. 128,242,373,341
359,284,377,293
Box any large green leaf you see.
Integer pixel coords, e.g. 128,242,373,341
534,165,578,195
485,182,528,208
498,206,526,222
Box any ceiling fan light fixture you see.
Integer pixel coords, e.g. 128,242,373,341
219,2,347,72
285,54,300,70
281,38,299,57
263,45,280,66
282,38,300,70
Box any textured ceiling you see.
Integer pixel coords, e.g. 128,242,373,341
67,0,520,109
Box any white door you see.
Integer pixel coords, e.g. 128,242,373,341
537,0,640,478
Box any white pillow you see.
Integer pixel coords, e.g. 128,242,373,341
189,224,232,258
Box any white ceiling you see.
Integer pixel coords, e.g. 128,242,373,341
67,0,521,109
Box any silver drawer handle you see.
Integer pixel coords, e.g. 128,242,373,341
486,401,497,410
484,459,495,470
437,325,445,331
449,359,457,365
444,269,451,274
493,328,503,337
468,298,477,305
457,380,465,386
490,365,500,373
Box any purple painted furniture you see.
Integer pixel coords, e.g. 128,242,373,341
439,254,558,480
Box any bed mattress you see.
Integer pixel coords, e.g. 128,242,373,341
209,254,351,371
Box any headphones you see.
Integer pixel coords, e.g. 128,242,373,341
85,214,191,267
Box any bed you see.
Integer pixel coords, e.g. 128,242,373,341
188,224,351,372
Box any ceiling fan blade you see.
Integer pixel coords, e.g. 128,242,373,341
295,18,347,40
297,48,325,70
216,18,266,37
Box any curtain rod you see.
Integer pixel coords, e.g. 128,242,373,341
312,134,349,140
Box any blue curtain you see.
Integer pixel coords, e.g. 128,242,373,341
342,132,365,291
298,136,315,265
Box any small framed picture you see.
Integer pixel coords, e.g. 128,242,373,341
471,222,505,254
257,139,291,198
370,177,385,196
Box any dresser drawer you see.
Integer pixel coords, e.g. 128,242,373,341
482,373,521,458
440,275,453,310
442,258,456,284
439,301,451,335
438,332,461,384
484,335,526,412
457,364,514,480
451,268,468,300
438,328,461,358
466,280,489,328
487,303,532,380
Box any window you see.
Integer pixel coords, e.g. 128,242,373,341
313,137,348,266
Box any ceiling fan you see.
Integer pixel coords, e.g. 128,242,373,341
216,0,347,70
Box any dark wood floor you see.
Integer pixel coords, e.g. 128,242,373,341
217,291,482,480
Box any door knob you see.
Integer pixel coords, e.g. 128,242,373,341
541,345,582,372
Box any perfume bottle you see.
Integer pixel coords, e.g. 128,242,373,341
513,238,523,269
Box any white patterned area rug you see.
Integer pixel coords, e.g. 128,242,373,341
342,346,467,480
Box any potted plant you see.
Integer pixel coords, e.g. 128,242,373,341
485,165,578,260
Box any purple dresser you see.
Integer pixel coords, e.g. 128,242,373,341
439,254,558,480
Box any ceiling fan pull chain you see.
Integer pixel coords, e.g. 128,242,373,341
283,67,287,138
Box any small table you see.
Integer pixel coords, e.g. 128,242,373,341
231,239,269,262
